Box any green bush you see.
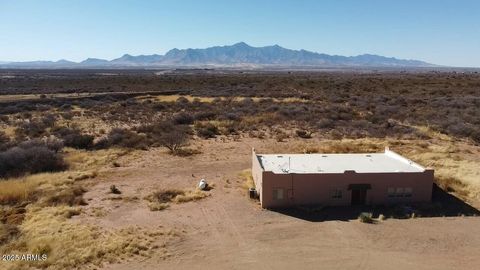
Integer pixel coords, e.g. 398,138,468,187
358,212,374,223
195,122,219,139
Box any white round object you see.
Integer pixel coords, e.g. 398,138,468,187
198,179,207,190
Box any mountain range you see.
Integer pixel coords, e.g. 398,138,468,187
0,42,435,68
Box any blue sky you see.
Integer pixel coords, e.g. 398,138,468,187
1,0,479,67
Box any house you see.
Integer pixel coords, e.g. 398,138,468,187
251,147,434,208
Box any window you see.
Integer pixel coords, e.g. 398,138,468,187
273,188,284,200
404,187,412,198
388,187,413,199
331,189,342,199
396,188,404,197
387,187,395,198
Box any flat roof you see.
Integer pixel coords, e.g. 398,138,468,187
257,149,425,174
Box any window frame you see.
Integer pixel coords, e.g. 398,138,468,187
396,187,404,198
404,187,412,198
273,188,284,200
387,187,396,198
331,188,343,199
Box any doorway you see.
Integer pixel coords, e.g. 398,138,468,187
351,189,367,205
348,184,371,206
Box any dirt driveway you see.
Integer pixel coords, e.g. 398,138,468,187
77,138,480,270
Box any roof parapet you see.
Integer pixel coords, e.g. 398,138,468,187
384,147,426,171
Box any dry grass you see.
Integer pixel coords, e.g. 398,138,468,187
316,140,385,153
0,222,20,246
41,185,87,207
0,206,176,270
263,138,386,154
239,169,255,190
148,202,170,211
136,95,310,104
398,140,480,198
65,148,129,172
0,178,39,205
0,171,78,206
435,175,470,199
0,134,180,269
145,189,210,211
173,189,209,203
239,113,279,127
0,170,92,207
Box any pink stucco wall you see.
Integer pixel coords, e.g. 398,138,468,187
251,149,434,208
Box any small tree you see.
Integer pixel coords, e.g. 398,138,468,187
152,121,190,154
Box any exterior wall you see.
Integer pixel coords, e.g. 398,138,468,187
251,148,264,205
260,170,434,208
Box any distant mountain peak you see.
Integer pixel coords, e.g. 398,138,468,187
232,41,251,47
0,42,436,68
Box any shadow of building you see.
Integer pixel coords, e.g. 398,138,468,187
272,184,480,222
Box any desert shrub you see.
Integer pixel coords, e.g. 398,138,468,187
41,114,57,128
14,120,49,139
239,97,254,107
194,111,217,121
0,115,9,123
173,112,194,125
195,122,220,138
275,132,289,142
53,128,94,149
39,136,64,153
0,141,67,178
358,212,374,223
59,104,73,111
471,130,480,144
64,133,94,149
109,185,121,194
0,131,11,151
147,189,185,204
296,129,312,139
224,112,241,121
217,121,238,136
317,118,334,129
61,112,74,120
176,96,189,104
97,128,149,149
152,103,166,111
15,138,63,153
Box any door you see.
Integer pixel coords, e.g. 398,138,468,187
351,189,367,205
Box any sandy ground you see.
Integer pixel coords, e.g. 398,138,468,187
76,138,480,270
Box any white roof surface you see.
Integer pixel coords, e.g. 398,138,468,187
257,149,425,174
